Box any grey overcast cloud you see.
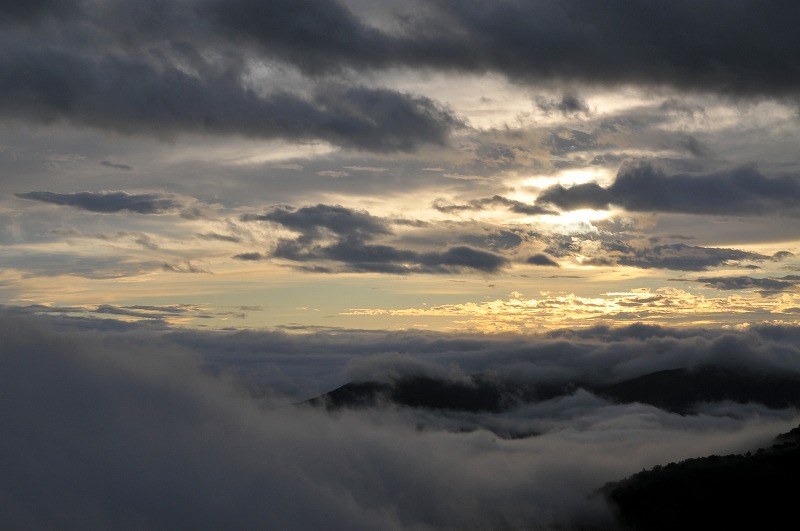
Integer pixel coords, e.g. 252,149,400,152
3,1,800,529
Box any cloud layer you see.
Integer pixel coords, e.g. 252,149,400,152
3,310,800,529
210,0,800,96
3,0,799,155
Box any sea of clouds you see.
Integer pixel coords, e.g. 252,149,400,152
3,309,799,529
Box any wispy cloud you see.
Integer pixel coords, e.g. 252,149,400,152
15,191,181,214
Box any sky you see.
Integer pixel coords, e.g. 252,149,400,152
2,0,800,332
3,1,800,529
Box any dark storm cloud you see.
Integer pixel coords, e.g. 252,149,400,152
0,0,75,25
433,195,554,216
248,204,391,240
420,246,507,273
432,0,800,96
460,230,524,251
527,254,559,267
537,182,611,211
232,252,264,261
2,0,796,156
538,163,800,216
273,238,507,275
15,191,180,214
589,241,767,271
246,204,508,274
696,275,800,294
205,0,391,75
772,251,795,261
535,94,591,117
312,86,462,151
0,45,459,151
208,0,800,97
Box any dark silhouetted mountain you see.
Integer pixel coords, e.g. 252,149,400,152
304,381,393,410
304,366,800,415
304,376,542,413
593,366,800,414
602,424,800,530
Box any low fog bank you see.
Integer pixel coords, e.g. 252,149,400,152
2,309,800,529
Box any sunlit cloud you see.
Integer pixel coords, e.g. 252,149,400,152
344,287,800,332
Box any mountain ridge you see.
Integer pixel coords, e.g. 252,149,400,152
303,365,800,416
